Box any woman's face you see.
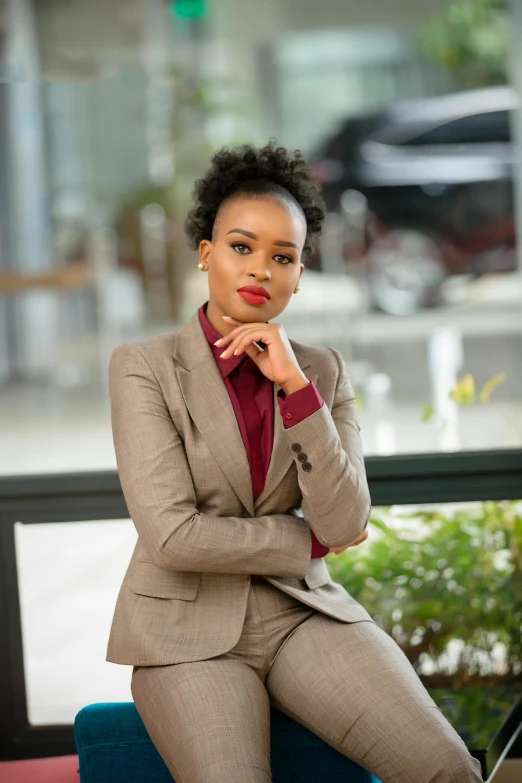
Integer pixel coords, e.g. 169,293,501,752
199,195,306,334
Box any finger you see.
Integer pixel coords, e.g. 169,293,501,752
231,334,267,356
214,326,240,343
214,326,248,349
215,322,261,346
346,530,369,548
332,529,369,554
217,321,273,351
220,328,267,357
221,335,257,357
243,343,262,362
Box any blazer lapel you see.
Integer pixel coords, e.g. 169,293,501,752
174,310,255,516
173,308,319,517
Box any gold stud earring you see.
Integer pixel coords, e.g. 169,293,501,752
294,284,300,293
197,263,205,270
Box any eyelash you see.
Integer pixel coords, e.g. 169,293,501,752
230,242,294,265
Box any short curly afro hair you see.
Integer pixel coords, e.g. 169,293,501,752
184,139,326,256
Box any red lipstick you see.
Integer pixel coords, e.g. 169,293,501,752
237,285,270,306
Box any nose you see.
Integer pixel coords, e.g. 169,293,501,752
245,254,271,281
248,271,270,282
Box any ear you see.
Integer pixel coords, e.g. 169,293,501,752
199,239,212,264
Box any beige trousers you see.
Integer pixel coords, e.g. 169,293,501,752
131,577,483,783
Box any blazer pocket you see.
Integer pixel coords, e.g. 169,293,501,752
131,560,202,601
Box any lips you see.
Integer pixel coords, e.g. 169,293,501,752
237,286,271,306
238,286,271,299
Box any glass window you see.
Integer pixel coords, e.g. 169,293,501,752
15,519,137,725
0,0,520,464
13,498,522,727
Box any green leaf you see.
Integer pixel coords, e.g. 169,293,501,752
325,497,522,687
449,373,475,405
416,0,508,85
420,404,435,422
479,372,507,403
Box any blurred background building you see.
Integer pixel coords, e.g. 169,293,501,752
1,1,521,778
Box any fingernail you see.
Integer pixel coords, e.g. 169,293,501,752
214,339,222,345
219,351,226,358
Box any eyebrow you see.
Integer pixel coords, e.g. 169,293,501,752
226,227,300,250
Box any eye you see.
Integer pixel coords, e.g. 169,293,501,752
231,242,293,264
231,242,250,254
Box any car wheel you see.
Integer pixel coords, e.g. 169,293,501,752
365,229,446,315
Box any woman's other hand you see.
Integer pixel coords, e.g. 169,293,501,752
328,528,368,555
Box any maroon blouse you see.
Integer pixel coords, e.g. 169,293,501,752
199,302,330,581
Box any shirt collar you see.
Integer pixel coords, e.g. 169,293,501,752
198,301,251,379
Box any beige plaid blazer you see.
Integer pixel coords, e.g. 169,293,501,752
106,307,375,667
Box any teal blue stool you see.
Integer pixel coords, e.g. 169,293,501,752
74,702,382,782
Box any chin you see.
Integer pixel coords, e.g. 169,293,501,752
233,299,269,319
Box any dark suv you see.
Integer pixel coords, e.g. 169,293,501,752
310,86,517,315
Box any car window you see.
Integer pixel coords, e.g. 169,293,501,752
400,110,510,146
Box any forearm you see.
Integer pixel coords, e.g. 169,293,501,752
125,493,313,575
289,406,371,547
280,350,371,548
277,379,332,556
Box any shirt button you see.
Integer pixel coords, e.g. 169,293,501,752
297,452,307,462
291,443,302,452
302,462,312,472
285,412,293,420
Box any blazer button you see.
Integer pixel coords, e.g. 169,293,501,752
302,462,312,472
291,443,302,453
297,452,307,462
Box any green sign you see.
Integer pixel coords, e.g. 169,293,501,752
170,0,207,19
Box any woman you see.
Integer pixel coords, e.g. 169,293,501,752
106,141,483,783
